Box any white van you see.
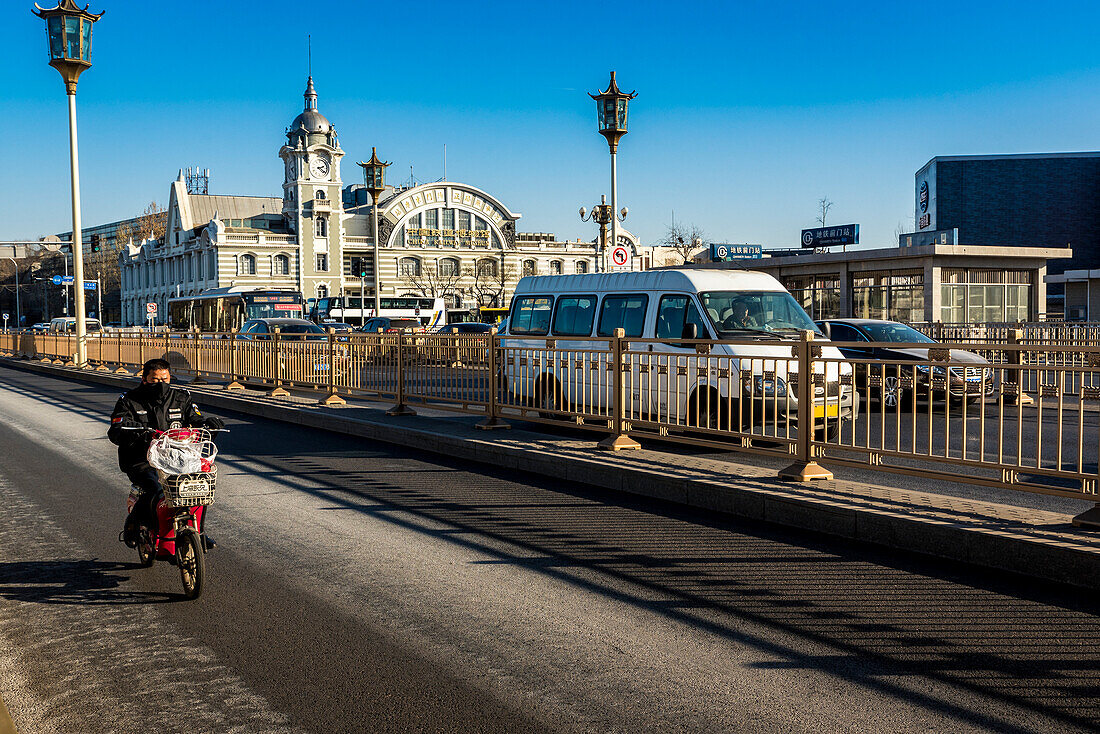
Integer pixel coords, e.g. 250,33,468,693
500,269,857,433
48,317,102,334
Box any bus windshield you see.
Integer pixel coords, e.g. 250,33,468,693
700,291,821,336
244,294,303,320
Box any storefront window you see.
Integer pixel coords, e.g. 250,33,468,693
851,271,924,323
782,274,840,319
938,269,1031,324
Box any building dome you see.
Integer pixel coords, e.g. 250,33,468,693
287,76,334,144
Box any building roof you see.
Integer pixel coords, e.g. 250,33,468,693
919,151,1100,171
187,194,283,224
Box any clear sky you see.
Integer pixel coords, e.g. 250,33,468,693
3,1,1099,249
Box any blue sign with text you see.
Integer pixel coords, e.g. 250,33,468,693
711,243,762,260
84,281,96,290
801,224,859,248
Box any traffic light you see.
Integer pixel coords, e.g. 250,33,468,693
90,234,101,253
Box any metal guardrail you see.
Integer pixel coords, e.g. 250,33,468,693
1,328,1098,520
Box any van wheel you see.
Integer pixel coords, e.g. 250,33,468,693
536,378,563,419
692,390,743,433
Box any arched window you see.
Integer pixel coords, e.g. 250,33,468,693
550,260,563,275
317,284,328,299
522,259,537,277
399,257,421,277
314,189,326,200
476,258,497,277
315,217,327,238
575,260,589,274
274,254,290,275
438,257,460,277
240,254,256,275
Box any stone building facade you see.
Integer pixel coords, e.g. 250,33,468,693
119,77,595,325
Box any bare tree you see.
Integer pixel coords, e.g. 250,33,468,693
816,197,834,227
398,257,464,301
465,258,517,308
115,201,167,246
659,222,708,265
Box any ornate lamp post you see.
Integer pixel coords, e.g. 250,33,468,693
579,195,627,272
589,72,636,275
358,147,390,320
33,0,103,366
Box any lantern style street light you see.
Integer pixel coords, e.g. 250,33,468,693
358,147,391,320
33,0,104,366
589,71,636,274
579,195,628,272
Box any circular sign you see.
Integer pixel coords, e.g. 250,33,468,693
715,244,729,259
919,181,929,213
611,245,629,267
801,231,815,247
146,302,158,315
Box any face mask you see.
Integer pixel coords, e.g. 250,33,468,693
143,381,171,401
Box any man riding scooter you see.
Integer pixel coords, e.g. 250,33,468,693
107,358,224,547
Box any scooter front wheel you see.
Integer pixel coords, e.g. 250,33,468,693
136,528,155,568
175,529,205,599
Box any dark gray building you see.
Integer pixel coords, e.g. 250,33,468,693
915,153,1100,278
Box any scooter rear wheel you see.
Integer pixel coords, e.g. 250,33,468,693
136,528,155,568
176,529,205,599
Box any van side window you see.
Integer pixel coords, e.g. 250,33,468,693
510,295,554,336
656,295,709,342
552,295,597,337
597,294,648,337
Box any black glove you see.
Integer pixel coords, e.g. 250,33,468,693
202,416,225,430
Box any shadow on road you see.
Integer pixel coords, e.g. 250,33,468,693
0,559,176,605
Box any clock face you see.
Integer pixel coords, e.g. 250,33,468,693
310,156,330,179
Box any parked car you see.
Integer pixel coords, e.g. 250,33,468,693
319,321,356,333
233,318,348,385
358,317,425,333
435,322,493,335
30,323,50,333
815,319,994,408
502,268,858,436
238,318,328,340
425,322,494,365
48,317,102,334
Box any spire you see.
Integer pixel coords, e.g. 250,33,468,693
304,76,317,111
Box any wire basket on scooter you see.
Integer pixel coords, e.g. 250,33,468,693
148,427,218,507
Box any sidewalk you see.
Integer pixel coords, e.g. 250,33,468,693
4,356,1100,591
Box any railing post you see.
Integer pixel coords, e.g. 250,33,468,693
190,327,207,384
598,327,641,451
1003,328,1034,406
320,328,346,405
226,329,244,391
386,329,416,416
476,327,510,430
779,330,834,481
114,330,131,374
267,327,290,397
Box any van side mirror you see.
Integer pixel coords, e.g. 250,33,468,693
681,323,698,341
820,322,832,339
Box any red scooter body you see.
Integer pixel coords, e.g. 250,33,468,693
127,488,206,557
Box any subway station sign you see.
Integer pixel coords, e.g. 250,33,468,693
711,243,762,260
801,224,859,248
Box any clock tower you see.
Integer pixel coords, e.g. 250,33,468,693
279,76,344,299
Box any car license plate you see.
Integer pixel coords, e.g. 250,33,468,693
814,404,840,418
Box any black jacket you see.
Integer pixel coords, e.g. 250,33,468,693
107,384,205,473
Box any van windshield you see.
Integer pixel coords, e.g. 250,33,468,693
700,291,821,336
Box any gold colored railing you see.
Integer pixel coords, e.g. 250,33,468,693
2,327,1099,508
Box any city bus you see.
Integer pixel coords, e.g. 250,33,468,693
310,296,445,328
167,287,304,332
477,307,510,326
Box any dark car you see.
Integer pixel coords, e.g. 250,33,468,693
319,321,356,333
358,317,424,333
817,319,994,408
435,322,493,335
239,318,328,340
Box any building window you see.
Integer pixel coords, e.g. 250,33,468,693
550,260,563,275
458,210,471,230
442,208,455,229
575,260,589,274
476,258,497,277
186,257,193,281
407,213,422,229
939,269,1030,324
240,254,256,275
475,216,487,231
851,270,924,323
274,254,290,275
783,275,841,320
315,217,327,238
425,209,438,228
315,189,326,200
522,259,537,277
439,257,459,277
316,253,329,272
317,284,328,299
399,257,421,277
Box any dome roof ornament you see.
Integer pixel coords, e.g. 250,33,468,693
304,76,317,110
286,75,333,142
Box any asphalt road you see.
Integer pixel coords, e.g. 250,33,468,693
1,368,1099,733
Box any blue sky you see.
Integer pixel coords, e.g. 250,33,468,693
3,1,1099,248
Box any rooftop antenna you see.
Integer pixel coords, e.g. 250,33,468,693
307,35,312,77
443,144,447,181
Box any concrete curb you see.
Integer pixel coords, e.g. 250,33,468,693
4,357,1100,591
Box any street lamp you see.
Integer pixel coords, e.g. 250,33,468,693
33,0,104,366
358,147,390,320
589,71,636,275
579,195,627,272
4,258,20,330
